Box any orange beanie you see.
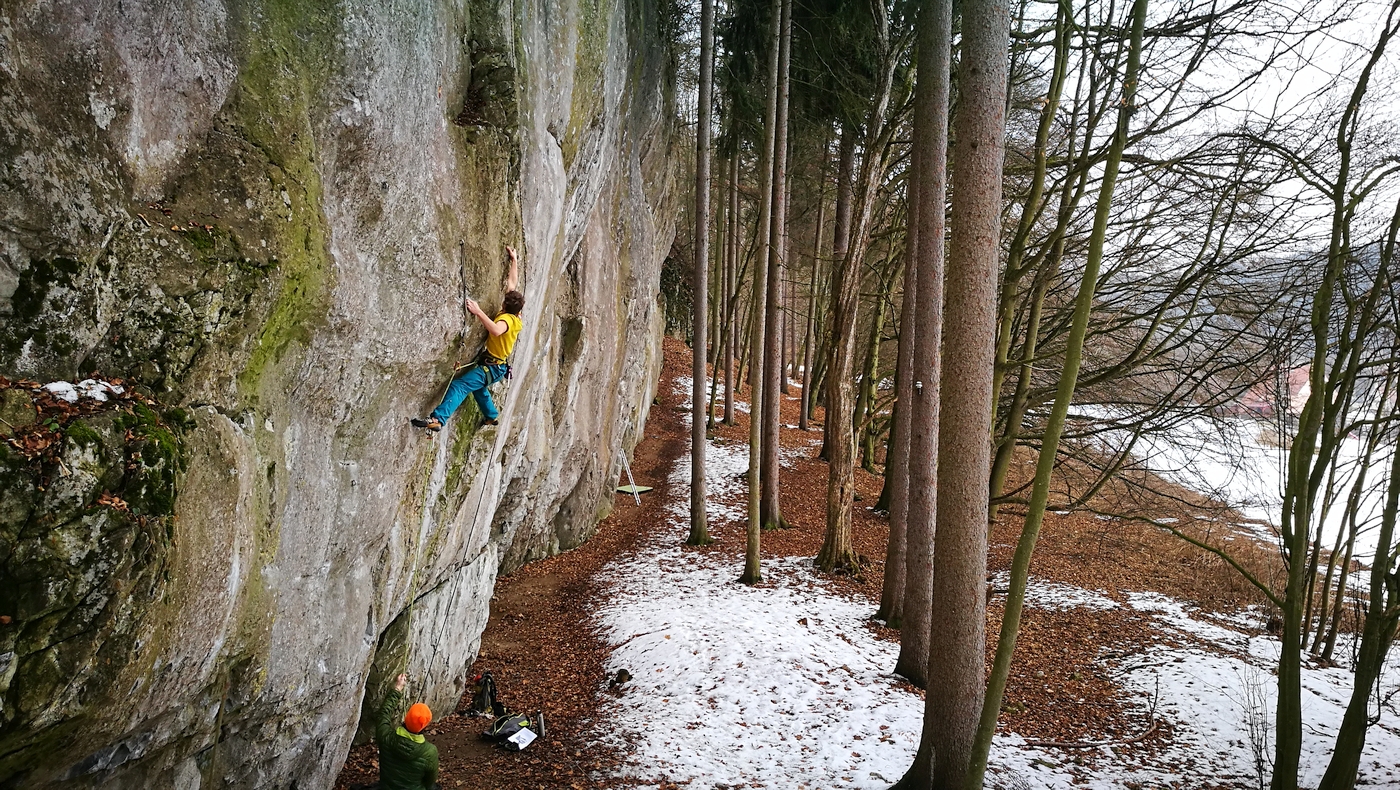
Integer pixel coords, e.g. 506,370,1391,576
403,702,432,734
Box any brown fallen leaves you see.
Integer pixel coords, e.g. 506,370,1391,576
339,336,1284,788
337,338,699,790
2,376,153,466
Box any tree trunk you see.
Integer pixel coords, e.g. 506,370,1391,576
760,0,792,532
856,268,891,474
986,0,1074,515
707,151,728,432
923,0,1007,781
819,132,855,464
1274,10,1397,785
816,126,864,574
818,3,901,576
966,0,1143,784
1317,378,1400,789
1316,161,1400,790
724,149,739,425
878,163,919,631
891,0,949,722
785,255,796,388
800,148,827,433
742,0,782,586
688,0,715,547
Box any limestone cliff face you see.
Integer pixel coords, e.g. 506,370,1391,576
0,0,677,787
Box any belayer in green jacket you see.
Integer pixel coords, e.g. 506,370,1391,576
375,673,439,790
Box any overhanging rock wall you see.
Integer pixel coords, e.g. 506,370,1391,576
0,0,677,787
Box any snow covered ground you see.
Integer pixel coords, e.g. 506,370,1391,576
592,505,1400,788
1087,409,1393,562
587,376,1400,788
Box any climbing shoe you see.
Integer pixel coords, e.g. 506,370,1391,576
411,417,443,432
482,418,499,426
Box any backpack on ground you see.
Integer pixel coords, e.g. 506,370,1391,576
484,711,541,751
467,671,506,717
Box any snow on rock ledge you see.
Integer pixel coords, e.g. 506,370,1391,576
0,1,677,787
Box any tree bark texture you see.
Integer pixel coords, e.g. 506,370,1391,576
688,0,715,546
894,0,950,731
742,0,782,585
760,0,791,532
880,227,916,630
925,0,1007,782
818,7,901,574
724,149,739,425
965,0,1143,783
800,149,827,433
819,132,855,463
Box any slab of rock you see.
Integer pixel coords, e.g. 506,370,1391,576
0,0,677,787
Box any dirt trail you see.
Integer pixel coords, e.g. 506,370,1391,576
337,338,695,790
338,335,1285,788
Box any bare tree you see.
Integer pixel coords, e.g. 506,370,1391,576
816,2,909,574
923,0,1009,781
690,0,717,547
761,0,793,532
742,0,782,585
968,0,1145,783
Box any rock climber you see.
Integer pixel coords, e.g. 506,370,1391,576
413,245,523,432
375,673,439,790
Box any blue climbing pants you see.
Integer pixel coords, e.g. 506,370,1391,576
431,364,508,424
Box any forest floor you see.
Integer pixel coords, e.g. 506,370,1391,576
337,337,1400,790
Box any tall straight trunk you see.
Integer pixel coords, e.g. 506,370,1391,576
724,149,739,425
789,207,800,389
986,0,1074,514
742,0,782,585
707,151,729,431
855,277,890,473
878,172,919,631
812,129,862,571
810,306,830,422
736,290,753,390
786,263,796,386
817,134,851,462
785,206,797,388
891,0,949,723
760,0,792,532
800,150,827,432
820,132,856,463
1274,10,1396,786
924,0,1008,781
688,0,715,547
966,0,1144,784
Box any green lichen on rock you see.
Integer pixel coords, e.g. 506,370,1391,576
210,0,341,403
562,0,614,171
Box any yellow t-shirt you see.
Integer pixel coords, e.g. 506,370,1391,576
485,312,522,361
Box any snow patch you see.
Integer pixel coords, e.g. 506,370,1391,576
42,379,125,404
990,573,1120,612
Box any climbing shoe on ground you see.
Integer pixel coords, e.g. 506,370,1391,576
482,418,498,426
411,417,443,432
